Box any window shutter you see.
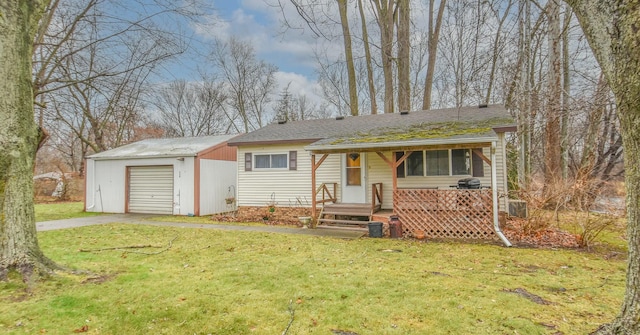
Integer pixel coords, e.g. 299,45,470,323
472,149,484,177
395,152,405,178
289,151,297,170
245,153,252,171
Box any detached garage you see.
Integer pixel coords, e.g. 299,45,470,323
85,135,237,216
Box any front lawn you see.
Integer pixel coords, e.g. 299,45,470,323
35,202,104,222
0,223,626,334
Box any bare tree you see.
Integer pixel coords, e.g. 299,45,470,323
211,36,278,133
543,0,563,193
337,0,360,116
33,0,197,172
560,3,573,179
275,82,332,121
357,0,378,114
483,0,516,105
153,80,228,137
370,0,396,113
396,0,411,112
421,0,446,110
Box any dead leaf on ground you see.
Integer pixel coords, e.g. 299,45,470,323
331,329,359,335
73,325,89,333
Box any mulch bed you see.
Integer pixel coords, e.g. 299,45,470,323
210,213,301,226
211,213,581,249
502,218,580,249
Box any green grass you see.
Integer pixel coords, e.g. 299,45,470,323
0,224,626,335
148,214,299,228
35,202,104,222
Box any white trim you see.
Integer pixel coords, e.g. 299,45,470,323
253,152,289,170
400,149,472,177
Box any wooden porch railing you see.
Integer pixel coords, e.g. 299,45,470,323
371,183,383,212
393,188,495,240
315,182,337,205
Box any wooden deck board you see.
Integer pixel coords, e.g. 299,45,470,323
317,203,382,228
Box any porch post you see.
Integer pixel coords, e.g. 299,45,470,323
491,141,512,246
390,155,397,213
311,154,317,222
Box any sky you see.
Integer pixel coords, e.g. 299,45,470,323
169,0,328,105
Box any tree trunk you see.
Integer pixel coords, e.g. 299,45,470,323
485,0,515,105
421,0,446,111
372,0,396,113
560,4,572,180
543,0,563,192
358,0,378,114
0,0,59,281
337,0,359,116
396,0,410,112
567,0,640,333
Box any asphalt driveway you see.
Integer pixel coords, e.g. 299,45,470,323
36,214,366,239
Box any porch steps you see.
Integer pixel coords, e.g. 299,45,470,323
317,203,382,228
318,218,370,227
321,203,373,216
315,224,367,232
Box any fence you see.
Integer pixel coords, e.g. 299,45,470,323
393,188,495,240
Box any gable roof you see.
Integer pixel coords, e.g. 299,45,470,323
227,105,515,151
87,134,237,160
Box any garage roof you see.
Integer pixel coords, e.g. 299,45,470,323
87,134,237,160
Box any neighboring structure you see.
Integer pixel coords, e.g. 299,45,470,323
228,105,516,245
85,135,237,216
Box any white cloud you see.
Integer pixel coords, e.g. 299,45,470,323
274,71,322,97
193,1,344,79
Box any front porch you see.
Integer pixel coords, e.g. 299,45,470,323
308,141,512,246
313,183,498,240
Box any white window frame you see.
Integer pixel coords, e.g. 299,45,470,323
403,149,472,177
253,153,289,170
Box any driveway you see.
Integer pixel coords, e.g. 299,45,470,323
36,214,366,239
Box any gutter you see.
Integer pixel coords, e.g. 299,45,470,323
305,135,499,153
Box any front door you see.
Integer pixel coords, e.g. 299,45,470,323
341,152,366,203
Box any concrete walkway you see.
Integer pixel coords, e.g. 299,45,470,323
36,214,366,239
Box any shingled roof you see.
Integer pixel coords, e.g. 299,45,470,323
227,105,515,150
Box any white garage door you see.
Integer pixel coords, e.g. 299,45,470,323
128,166,174,214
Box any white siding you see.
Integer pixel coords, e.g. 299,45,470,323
236,138,510,212
173,157,196,215
85,157,195,214
367,153,394,209
237,144,340,207
85,159,97,211
200,159,237,215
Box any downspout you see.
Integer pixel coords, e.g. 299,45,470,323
491,141,512,247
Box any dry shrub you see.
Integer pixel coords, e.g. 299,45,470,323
34,173,84,203
514,175,622,248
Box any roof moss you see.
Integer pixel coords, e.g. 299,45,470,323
330,117,514,145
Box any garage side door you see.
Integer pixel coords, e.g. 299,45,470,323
128,166,174,214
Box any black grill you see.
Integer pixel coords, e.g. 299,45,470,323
457,177,481,189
